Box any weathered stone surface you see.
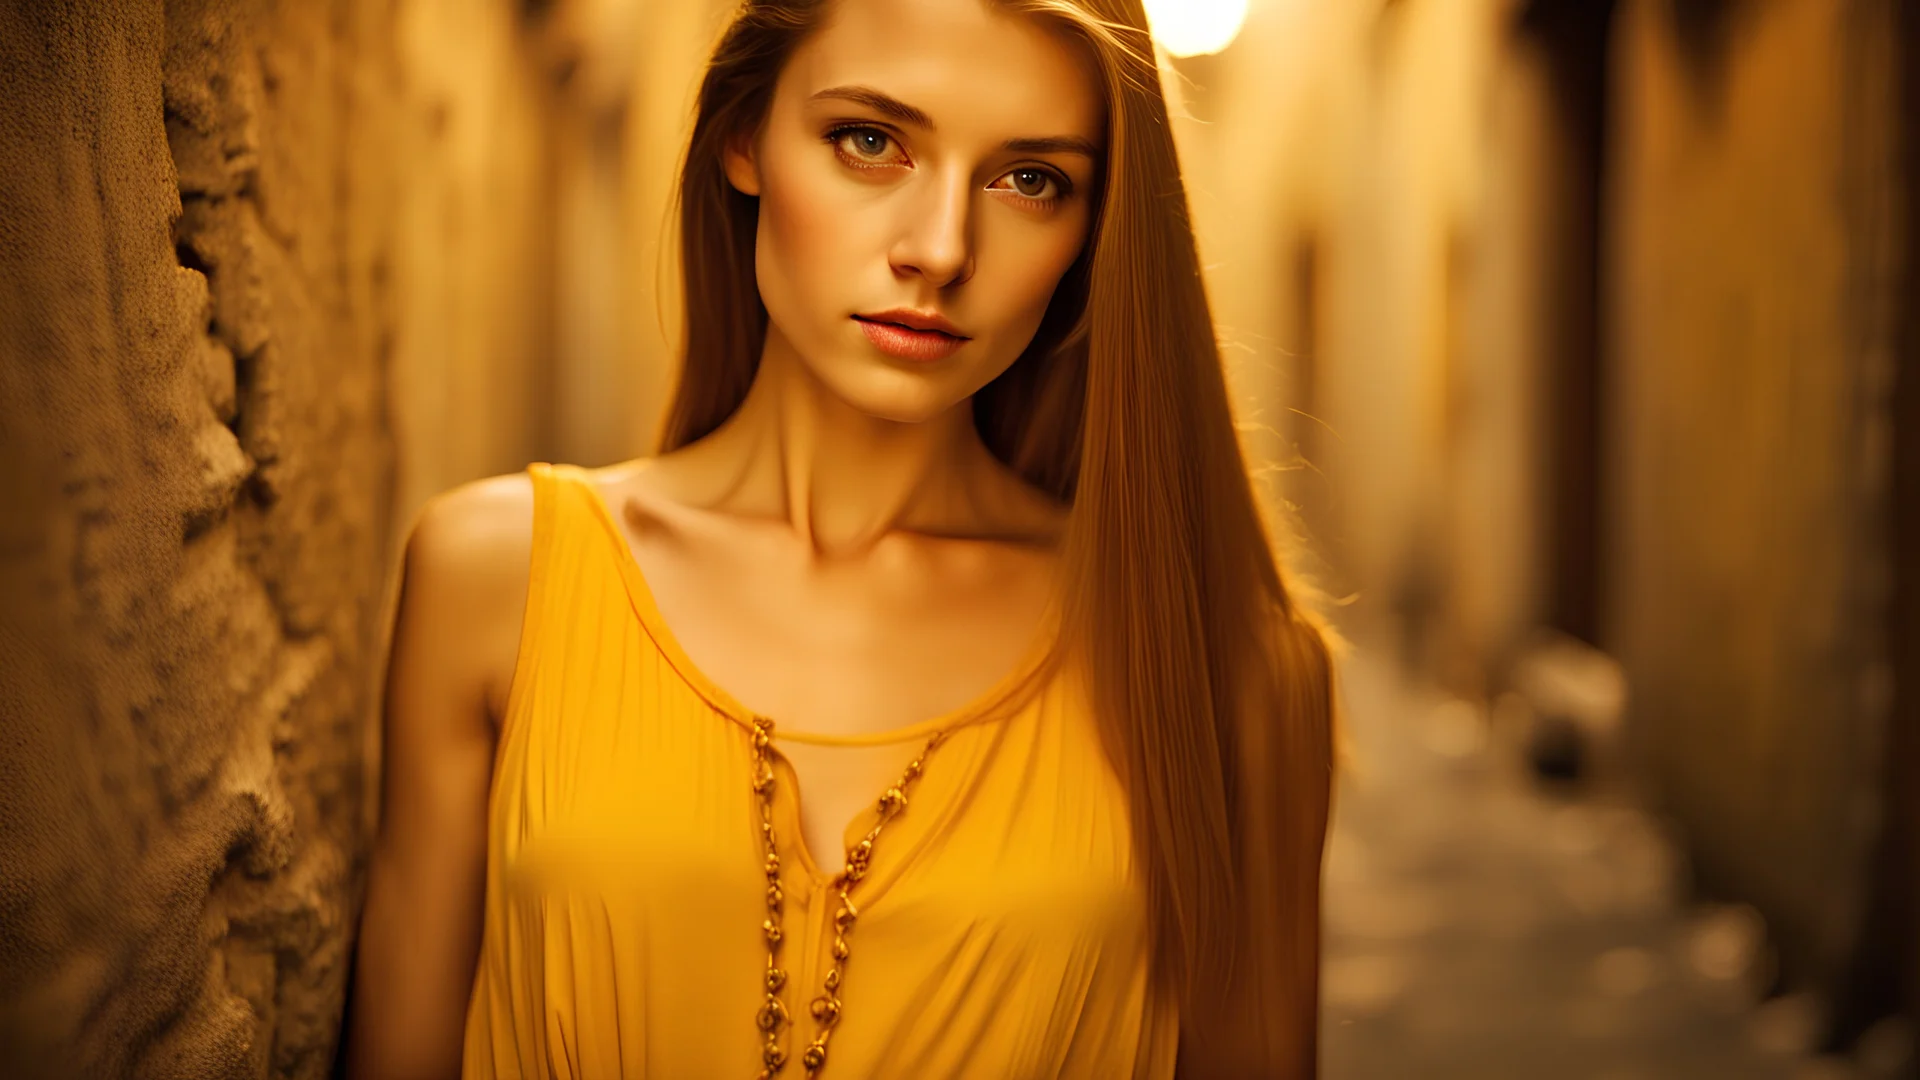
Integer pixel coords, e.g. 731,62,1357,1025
0,0,582,1067
0,1,397,1075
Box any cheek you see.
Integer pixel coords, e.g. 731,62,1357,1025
755,152,857,329
991,219,1090,332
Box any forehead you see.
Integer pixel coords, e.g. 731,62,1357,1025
783,0,1103,141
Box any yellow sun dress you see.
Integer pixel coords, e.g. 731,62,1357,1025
460,462,1180,1078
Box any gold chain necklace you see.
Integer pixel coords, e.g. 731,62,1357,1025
750,716,944,1078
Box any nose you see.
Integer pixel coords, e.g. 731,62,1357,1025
889,168,975,289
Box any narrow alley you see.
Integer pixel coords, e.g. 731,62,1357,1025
1324,650,1907,1079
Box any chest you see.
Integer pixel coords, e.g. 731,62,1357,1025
492,635,1160,1077
626,517,1058,877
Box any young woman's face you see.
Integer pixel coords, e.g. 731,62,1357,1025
724,0,1105,424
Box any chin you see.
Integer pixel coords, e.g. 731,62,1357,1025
810,354,977,426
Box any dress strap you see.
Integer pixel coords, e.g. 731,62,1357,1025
498,462,559,731
523,461,559,611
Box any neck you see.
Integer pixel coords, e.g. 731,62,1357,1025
691,326,999,560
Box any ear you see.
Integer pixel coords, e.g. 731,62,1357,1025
722,129,763,196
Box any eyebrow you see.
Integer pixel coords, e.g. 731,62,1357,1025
808,84,1103,160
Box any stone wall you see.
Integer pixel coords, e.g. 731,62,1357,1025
0,0,562,1074
0,1,390,1074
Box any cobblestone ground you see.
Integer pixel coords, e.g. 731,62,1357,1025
1320,652,1904,1080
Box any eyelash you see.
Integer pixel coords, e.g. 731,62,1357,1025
821,124,1073,209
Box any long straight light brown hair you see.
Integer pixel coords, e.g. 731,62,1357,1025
659,0,1339,1073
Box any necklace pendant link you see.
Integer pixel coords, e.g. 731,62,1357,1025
750,716,939,1078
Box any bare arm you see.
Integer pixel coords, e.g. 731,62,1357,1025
344,475,534,1079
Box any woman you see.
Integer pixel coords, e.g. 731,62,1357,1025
345,0,1336,1075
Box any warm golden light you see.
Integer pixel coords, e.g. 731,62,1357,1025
1142,0,1248,58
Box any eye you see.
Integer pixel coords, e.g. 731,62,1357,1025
825,124,904,165
993,167,1071,207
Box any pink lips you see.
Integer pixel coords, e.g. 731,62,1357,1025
853,316,968,362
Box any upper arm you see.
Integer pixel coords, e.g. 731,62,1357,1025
344,472,535,1079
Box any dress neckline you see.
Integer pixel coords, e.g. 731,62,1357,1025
556,461,1065,748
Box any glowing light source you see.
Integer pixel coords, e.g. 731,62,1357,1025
1141,0,1249,58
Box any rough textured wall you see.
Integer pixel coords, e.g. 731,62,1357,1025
0,1,396,1074
1606,0,1903,997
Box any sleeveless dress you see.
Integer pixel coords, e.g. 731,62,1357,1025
460,462,1180,1078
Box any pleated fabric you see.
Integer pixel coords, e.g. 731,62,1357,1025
461,462,1179,1079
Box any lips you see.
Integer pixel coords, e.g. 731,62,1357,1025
852,315,969,362
860,313,967,338
854,307,969,335
855,316,962,338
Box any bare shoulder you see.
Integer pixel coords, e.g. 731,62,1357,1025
352,474,533,1076
405,471,536,592
398,471,538,722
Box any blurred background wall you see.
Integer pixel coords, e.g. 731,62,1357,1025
1169,0,1917,1064
0,0,1915,1076
1604,0,1903,1017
